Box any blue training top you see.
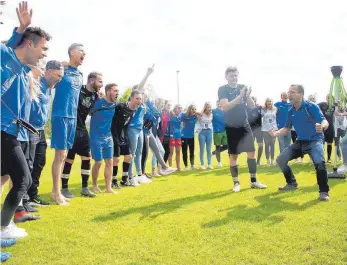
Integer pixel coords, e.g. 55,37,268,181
212,108,225,133
90,98,117,139
181,113,197,139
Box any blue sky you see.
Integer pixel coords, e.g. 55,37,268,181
2,0,347,109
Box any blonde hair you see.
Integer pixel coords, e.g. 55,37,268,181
263,98,274,111
202,102,212,115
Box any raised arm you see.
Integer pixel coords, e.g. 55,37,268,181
137,65,155,91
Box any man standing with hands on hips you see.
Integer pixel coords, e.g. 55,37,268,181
269,84,330,201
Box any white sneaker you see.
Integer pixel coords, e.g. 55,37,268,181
337,164,347,173
232,183,241,192
294,159,298,164
129,178,140,187
161,167,177,176
267,160,271,166
208,165,214,169
185,166,191,171
250,181,267,189
200,165,206,170
8,221,25,232
192,165,197,170
1,226,28,239
138,175,152,184
271,161,276,166
300,158,304,163
151,171,160,177
218,162,223,168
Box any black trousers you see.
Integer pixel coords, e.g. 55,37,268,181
181,138,195,167
1,131,32,226
163,136,170,163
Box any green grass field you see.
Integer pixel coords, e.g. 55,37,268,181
2,144,347,265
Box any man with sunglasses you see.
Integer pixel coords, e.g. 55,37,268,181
269,85,330,201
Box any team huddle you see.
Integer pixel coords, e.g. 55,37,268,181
1,2,343,262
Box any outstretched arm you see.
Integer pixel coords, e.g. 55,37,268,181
136,65,155,91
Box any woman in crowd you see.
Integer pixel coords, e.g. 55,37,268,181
261,98,277,166
168,104,183,171
197,102,213,169
181,105,198,170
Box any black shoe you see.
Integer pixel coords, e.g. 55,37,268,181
111,182,122,189
29,195,50,206
23,201,39,213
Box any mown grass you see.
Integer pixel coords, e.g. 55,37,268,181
2,144,347,265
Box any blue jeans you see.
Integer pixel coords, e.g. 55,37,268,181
278,131,291,153
152,136,165,169
198,129,212,166
276,140,329,192
128,127,144,177
340,132,347,163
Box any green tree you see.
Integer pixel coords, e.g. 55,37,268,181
119,87,132,103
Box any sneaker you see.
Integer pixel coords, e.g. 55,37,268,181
319,192,330,201
278,183,298,191
81,187,97,197
208,165,214,169
1,239,17,248
250,181,267,189
138,175,152,184
192,165,197,170
327,159,332,163
1,252,10,262
14,211,41,223
232,183,241,193
128,178,141,187
29,195,50,206
8,221,25,232
267,160,271,166
271,161,276,166
293,159,298,164
61,188,75,198
161,167,177,176
201,165,206,170
185,166,191,171
151,171,161,177
300,158,304,163
23,201,38,213
218,162,223,168
1,226,28,239
337,163,347,173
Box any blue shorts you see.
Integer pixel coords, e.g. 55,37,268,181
51,117,77,150
91,136,114,161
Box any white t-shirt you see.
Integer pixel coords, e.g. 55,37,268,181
261,109,278,131
336,116,346,130
197,113,213,133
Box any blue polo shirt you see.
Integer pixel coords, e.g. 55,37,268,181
29,78,52,130
129,104,145,130
284,100,325,141
212,108,225,133
274,100,292,129
52,66,83,118
90,98,116,139
181,113,197,138
1,44,31,137
169,114,183,139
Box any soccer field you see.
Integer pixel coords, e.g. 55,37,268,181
3,146,347,265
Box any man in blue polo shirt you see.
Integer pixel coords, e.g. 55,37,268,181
90,83,118,194
1,15,51,238
212,100,227,168
270,85,330,201
274,92,292,153
50,43,85,205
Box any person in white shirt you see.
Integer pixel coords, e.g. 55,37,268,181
261,98,277,166
197,102,213,169
335,108,346,161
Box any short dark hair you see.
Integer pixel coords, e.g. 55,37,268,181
105,83,117,93
130,89,142,98
225,66,239,76
87,72,102,82
68,43,83,57
46,60,63,71
291,84,305,95
17,27,52,47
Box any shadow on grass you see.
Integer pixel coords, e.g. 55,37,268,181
201,181,343,228
91,190,232,223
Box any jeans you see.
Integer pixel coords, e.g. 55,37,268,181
335,128,346,159
152,135,165,169
128,127,144,177
278,131,291,154
198,129,212,166
27,130,47,198
182,138,195,167
340,132,347,163
1,131,32,226
263,131,276,160
276,140,329,192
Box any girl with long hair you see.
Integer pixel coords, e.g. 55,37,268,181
197,102,213,169
168,104,183,171
181,105,198,170
261,98,277,166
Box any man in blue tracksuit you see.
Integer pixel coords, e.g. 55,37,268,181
50,43,85,205
270,85,330,201
274,92,292,153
